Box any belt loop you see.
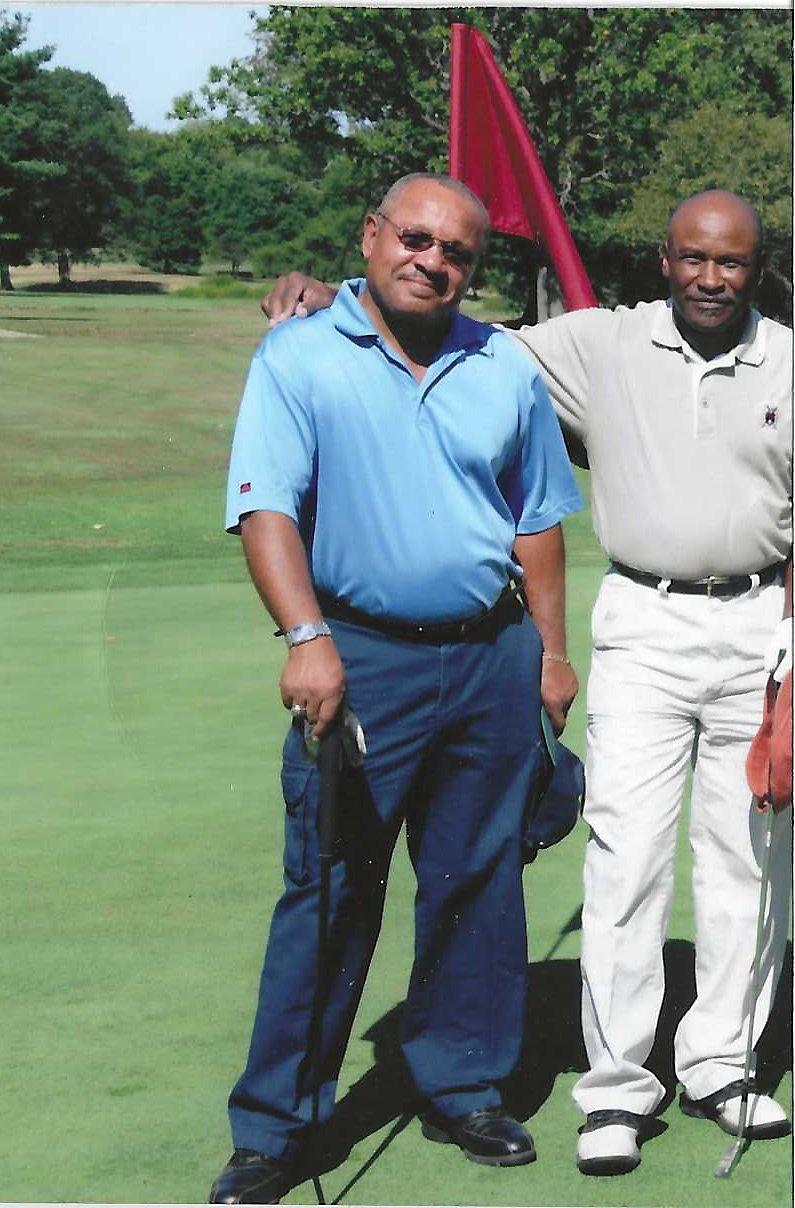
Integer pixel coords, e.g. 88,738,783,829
747,572,760,597
657,578,671,597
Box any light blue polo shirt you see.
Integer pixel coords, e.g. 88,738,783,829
226,279,581,623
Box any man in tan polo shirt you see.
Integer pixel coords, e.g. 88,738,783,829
511,190,792,1175
262,189,793,1177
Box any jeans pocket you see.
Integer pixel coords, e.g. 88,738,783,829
281,741,316,887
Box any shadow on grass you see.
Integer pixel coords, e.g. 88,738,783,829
306,937,792,1183
758,941,793,1090
303,1006,421,1181
646,939,792,1111
21,279,167,295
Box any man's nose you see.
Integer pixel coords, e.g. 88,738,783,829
697,260,724,292
414,241,447,275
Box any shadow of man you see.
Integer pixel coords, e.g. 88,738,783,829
304,936,791,1188
646,938,792,1113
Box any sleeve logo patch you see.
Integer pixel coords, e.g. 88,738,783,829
762,406,778,429
240,482,252,494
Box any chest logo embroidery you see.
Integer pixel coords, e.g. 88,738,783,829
762,406,778,429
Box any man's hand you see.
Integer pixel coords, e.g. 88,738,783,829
280,636,346,738
262,272,337,327
541,655,579,736
764,616,793,685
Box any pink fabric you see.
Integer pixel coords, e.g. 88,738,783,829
746,670,793,811
449,23,597,312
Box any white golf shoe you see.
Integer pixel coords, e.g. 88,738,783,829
680,1082,791,1140
576,1110,642,1175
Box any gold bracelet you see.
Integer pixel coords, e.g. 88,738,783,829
542,651,571,665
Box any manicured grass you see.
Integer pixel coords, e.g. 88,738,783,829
1,273,790,1205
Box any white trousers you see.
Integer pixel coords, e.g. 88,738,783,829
573,570,791,1116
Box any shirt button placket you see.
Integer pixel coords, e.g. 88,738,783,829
695,369,717,440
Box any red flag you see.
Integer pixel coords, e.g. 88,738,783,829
449,23,597,311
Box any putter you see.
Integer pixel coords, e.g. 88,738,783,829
308,724,344,1205
714,800,776,1178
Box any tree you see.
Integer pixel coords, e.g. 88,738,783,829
616,105,792,322
18,66,132,286
0,8,59,289
177,8,792,309
203,149,298,277
121,127,209,275
246,150,365,282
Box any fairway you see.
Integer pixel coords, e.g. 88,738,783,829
1,275,790,1206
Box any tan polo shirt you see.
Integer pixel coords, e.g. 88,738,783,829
507,300,792,579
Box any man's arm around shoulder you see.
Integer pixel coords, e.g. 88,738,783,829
500,307,617,471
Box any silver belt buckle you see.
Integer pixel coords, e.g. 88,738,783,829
705,576,717,598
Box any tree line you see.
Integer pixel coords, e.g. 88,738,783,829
1,6,791,320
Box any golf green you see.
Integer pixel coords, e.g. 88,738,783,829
1,282,789,1205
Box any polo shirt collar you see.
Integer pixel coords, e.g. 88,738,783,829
651,299,766,365
332,277,493,357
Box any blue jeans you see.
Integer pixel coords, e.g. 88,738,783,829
229,605,543,1159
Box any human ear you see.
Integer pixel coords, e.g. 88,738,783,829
362,212,379,260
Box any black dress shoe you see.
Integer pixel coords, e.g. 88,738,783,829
421,1106,536,1166
209,1149,298,1204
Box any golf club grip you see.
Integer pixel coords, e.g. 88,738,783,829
317,726,343,859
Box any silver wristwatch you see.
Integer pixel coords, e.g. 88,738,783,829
283,620,332,649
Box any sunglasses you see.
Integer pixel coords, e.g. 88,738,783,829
376,211,477,270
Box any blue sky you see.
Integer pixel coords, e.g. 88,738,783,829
14,3,269,130
13,2,787,132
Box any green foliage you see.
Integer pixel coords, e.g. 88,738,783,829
204,145,309,277
122,127,209,274
177,7,792,316
175,274,264,299
616,105,792,321
0,8,59,281
14,65,133,283
250,152,366,282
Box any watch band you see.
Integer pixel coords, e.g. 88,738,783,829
282,620,332,648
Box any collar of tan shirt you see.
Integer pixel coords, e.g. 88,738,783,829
650,299,766,367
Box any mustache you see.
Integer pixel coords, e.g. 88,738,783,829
397,270,447,293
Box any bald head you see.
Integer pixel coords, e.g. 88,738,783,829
667,190,763,264
378,173,491,252
661,189,764,359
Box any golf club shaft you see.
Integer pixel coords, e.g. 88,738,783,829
310,726,343,1204
714,802,776,1177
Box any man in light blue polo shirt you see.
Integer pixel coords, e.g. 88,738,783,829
210,173,581,1204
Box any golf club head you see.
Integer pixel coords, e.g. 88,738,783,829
714,1137,744,1178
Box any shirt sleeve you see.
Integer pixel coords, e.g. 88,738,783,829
514,364,583,535
225,334,317,534
500,309,609,444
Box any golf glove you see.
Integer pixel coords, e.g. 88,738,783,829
764,617,793,684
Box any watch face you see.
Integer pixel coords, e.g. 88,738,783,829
286,621,330,647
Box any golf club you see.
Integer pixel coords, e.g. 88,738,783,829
714,800,776,1178
308,724,344,1205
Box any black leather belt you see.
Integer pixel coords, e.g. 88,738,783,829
316,582,524,644
612,561,784,599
